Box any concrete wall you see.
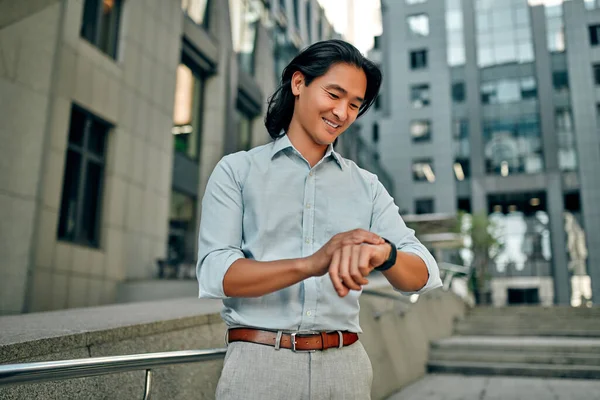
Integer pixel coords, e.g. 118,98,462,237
0,289,466,399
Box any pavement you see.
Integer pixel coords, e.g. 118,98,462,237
387,374,600,400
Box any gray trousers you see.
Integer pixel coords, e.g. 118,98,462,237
216,340,373,400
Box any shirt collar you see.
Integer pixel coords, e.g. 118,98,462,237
271,134,345,170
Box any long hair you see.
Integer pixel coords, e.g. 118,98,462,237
265,39,382,140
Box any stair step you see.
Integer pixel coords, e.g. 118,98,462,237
431,336,600,354
454,324,600,338
429,349,600,366
427,360,600,380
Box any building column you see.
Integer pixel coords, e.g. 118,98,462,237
530,5,570,304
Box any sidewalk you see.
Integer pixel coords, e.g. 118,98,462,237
387,374,600,400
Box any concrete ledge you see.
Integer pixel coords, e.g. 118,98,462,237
0,288,467,399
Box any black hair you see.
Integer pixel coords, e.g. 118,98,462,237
265,39,382,140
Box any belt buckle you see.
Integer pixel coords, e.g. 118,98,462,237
290,331,317,353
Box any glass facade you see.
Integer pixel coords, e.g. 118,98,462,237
555,108,578,171
545,3,565,52
446,0,466,66
410,84,430,108
229,0,263,75
475,0,533,67
483,114,544,176
453,119,470,180
480,77,537,104
173,64,204,160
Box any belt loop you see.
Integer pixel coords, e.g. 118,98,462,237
337,331,343,349
224,329,230,346
274,330,283,350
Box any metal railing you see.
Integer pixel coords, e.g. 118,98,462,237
0,348,227,399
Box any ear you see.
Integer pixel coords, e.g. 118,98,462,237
291,71,304,96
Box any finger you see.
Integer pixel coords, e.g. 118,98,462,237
340,245,361,291
350,245,369,285
329,249,345,296
358,245,373,277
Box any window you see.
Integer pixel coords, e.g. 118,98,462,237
552,71,569,92
182,0,210,26
457,198,471,213
230,0,262,75
58,105,110,248
407,14,429,37
452,81,465,102
591,25,600,46
80,0,122,59
236,108,253,151
594,64,600,85
556,107,577,171
410,84,430,108
446,0,465,66
374,36,381,50
293,0,300,29
412,159,436,182
410,49,428,70
415,199,434,214
374,95,381,110
480,77,537,104
406,0,427,4
454,159,470,180
173,64,204,160
373,123,379,143
306,0,312,42
410,120,431,143
168,191,197,262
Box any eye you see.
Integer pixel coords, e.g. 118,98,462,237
327,91,339,99
350,104,359,110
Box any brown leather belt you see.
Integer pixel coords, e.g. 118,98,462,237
227,328,359,352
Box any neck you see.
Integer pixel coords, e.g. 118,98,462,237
286,120,329,168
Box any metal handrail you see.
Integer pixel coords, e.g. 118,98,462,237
0,348,227,399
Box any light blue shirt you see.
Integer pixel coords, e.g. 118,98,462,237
196,134,442,333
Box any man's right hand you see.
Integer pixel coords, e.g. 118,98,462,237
303,229,384,278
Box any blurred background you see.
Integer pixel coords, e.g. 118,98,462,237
0,0,598,316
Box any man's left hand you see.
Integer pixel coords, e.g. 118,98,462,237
328,243,391,297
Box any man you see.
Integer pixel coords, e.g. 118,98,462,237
197,40,442,399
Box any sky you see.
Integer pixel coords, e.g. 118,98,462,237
317,0,382,54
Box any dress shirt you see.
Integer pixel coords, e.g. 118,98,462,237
197,134,442,332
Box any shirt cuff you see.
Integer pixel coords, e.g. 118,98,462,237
197,250,245,299
393,247,443,296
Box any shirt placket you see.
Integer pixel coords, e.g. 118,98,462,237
299,167,318,330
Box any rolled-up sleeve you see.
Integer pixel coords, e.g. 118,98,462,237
370,178,443,295
196,155,246,299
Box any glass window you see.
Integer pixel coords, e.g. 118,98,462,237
590,25,600,46
407,14,429,37
453,119,470,158
593,64,600,85
406,0,427,4
410,49,428,70
374,95,381,110
412,159,436,182
452,81,465,102
556,108,578,171
373,123,379,143
173,64,204,160
446,10,463,31
552,70,569,92
58,105,110,248
168,191,197,263
236,108,253,151
585,0,599,10
410,84,430,108
454,159,470,181
80,0,122,59
483,114,544,176
306,0,312,43
481,77,536,104
520,77,537,99
182,0,209,26
410,120,432,143
415,199,435,214
230,0,262,75
293,0,300,29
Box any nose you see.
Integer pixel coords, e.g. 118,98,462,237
331,102,348,123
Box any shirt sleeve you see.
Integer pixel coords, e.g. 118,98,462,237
370,177,443,296
196,155,246,299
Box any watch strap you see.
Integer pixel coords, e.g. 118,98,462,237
375,238,397,272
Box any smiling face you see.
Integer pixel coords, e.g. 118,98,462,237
289,62,368,146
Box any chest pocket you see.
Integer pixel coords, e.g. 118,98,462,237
325,190,372,239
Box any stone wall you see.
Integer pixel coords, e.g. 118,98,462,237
0,289,467,399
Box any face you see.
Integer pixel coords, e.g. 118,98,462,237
290,63,367,146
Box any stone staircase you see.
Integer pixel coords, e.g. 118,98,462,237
427,306,600,379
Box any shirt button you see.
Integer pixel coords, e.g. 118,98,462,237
306,203,311,209
309,171,313,176
305,238,311,244
306,311,312,316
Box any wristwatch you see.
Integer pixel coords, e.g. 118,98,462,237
375,238,397,272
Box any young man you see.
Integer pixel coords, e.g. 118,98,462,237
197,40,442,399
